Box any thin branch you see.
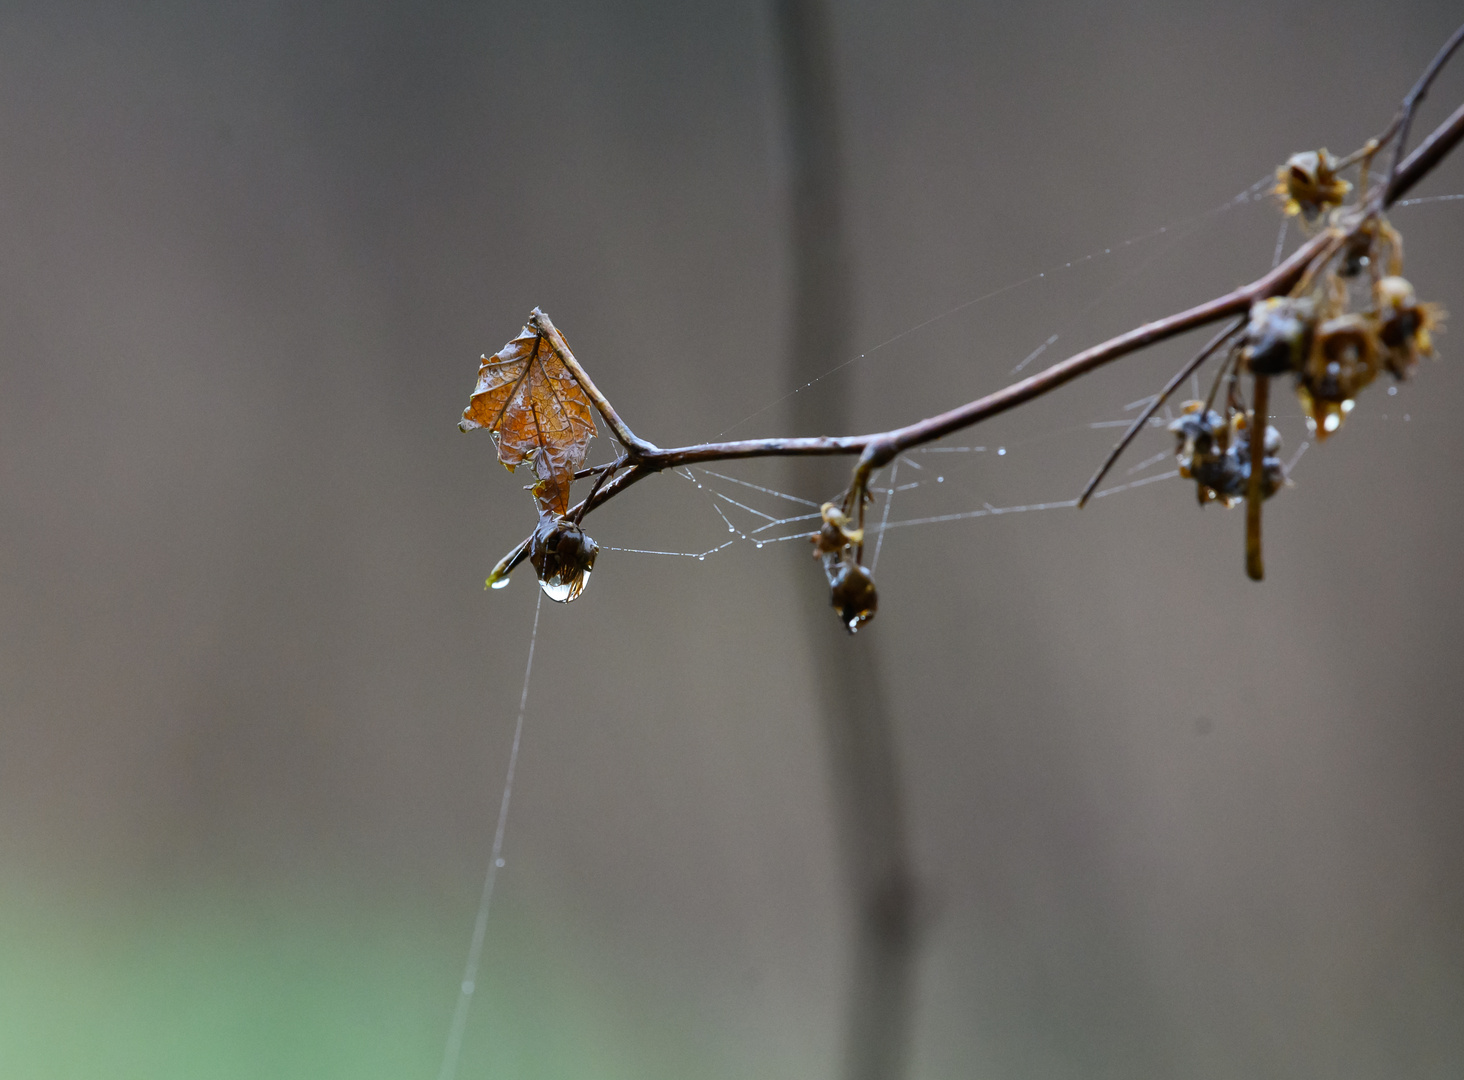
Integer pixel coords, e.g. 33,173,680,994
1245,374,1270,581
1379,22,1464,204
483,33,1464,583
527,308,657,459
1076,318,1244,507
1387,99,1464,206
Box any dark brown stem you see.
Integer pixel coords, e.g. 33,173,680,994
527,308,657,460
1387,99,1464,206
1379,22,1464,205
1245,374,1270,581
572,455,625,525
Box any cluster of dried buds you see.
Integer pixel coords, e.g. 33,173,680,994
1167,150,1443,516
1170,403,1285,506
810,502,877,633
1267,150,1442,436
1240,267,1438,440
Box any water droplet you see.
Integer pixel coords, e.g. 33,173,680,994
936,476,944,483
1341,399,1355,413
755,541,763,548
1388,386,1397,396
1323,413,1340,432
530,519,596,602
489,575,511,590
698,555,705,561
495,858,505,867
462,980,475,995
997,447,1006,456
727,525,735,532
538,576,577,602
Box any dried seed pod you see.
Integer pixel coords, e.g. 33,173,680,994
1242,296,1316,375
1276,149,1350,221
1169,403,1284,506
1339,215,1404,278
529,515,599,602
824,555,877,633
809,501,863,558
1296,313,1381,437
1376,275,1442,379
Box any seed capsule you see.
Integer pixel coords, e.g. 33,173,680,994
1296,313,1380,437
1169,402,1284,506
1242,296,1316,376
1375,275,1440,379
529,516,598,602
825,556,877,633
1276,149,1350,221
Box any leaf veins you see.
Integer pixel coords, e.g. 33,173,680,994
460,323,597,516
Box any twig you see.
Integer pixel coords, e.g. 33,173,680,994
485,29,1464,582
526,308,657,460
1077,318,1243,507
1379,22,1464,205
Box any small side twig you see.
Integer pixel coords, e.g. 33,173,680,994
1077,318,1244,507
1245,373,1270,581
527,308,657,461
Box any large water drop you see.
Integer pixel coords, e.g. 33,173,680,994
529,516,598,602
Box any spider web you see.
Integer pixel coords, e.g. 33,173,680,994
440,176,1454,1074
575,185,1449,572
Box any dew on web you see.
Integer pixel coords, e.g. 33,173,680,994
712,172,1278,440
571,180,1461,574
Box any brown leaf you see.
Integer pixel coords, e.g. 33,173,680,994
460,323,596,516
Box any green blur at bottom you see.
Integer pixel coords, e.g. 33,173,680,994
0,879,720,1080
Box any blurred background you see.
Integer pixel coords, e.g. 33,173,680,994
2,1,1463,1077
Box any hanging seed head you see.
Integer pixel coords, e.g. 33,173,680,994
1242,296,1317,375
1276,149,1350,221
529,515,599,602
825,556,877,633
810,501,863,558
1297,313,1381,438
1375,275,1442,379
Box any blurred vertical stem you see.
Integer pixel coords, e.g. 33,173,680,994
771,3,918,1079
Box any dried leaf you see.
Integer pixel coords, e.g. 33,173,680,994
460,324,596,516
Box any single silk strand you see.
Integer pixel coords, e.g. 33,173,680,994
438,590,543,1080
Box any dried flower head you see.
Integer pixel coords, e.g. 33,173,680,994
1170,402,1284,506
1242,296,1317,375
1375,275,1443,379
1296,313,1381,437
1276,149,1351,221
810,501,863,559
